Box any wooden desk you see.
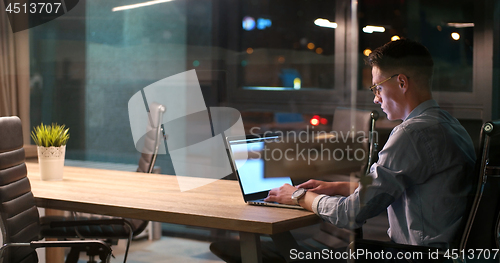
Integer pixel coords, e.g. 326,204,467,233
27,162,320,263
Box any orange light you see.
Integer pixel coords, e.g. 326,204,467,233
391,35,400,41
363,48,372,57
307,43,315,50
246,48,254,54
278,56,285,63
315,47,323,54
310,118,319,126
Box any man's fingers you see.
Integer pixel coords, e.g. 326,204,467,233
268,187,278,196
264,196,275,202
298,180,317,189
296,182,309,188
307,186,322,194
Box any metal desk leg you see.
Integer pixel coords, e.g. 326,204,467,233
148,221,162,240
239,231,262,263
45,208,65,263
271,231,300,263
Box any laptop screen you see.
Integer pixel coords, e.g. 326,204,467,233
228,136,293,195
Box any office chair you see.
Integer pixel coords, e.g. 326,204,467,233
133,102,166,240
329,107,379,177
137,102,166,174
263,108,379,182
0,116,112,263
41,102,166,263
313,108,379,249
348,119,500,262
323,107,380,190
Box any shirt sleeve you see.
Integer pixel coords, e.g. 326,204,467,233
315,125,428,228
312,194,327,215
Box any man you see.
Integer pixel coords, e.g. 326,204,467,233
265,39,476,250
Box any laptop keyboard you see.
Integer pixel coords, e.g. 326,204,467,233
248,199,304,210
252,199,279,205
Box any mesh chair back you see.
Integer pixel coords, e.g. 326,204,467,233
460,120,500,250
332,107,374,140
0,116,39,263
137,102,165,174
132,102,165,234
332,107,379,175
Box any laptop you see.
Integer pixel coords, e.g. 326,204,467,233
225,133,304,209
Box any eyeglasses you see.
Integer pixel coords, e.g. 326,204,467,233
369,74,399,96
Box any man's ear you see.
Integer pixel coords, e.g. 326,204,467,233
398,74,410,93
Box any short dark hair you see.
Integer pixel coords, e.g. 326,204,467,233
367,39,434,87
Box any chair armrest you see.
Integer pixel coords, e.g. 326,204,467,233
1,240,112,261
30,240,111,251
47,218,132,229
45,218,134,263
34,240,112,263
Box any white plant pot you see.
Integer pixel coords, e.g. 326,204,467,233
37,145,66,181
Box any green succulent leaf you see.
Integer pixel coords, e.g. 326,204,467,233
31,123,70,147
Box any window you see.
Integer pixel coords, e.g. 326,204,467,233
237,0,337,91
358,0,474,93
28,0,494,168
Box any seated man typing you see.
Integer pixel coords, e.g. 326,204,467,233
265,39,476,251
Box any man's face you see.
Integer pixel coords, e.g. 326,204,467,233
371,66,405,121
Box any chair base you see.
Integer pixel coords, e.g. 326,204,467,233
65,240,114,263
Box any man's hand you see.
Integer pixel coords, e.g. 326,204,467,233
264,183,297,205
296,179,337,195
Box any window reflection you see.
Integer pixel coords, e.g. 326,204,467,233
27,0,485,168
237,0,336,90
358,0,474,92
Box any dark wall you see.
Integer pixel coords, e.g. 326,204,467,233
493,0,500,120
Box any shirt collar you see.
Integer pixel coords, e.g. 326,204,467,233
404,99,440,121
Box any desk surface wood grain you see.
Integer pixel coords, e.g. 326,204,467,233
27,162,319,235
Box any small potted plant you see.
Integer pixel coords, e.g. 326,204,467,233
31,123,70,181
